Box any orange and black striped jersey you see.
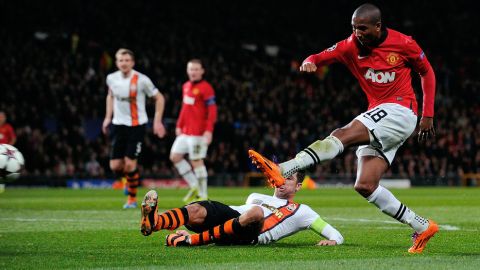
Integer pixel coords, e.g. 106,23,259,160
106,70,158,126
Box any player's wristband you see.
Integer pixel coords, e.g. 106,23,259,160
310,217,328,234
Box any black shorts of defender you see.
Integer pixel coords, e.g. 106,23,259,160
185,200,259,245
109,124,146,160
185,200,241,233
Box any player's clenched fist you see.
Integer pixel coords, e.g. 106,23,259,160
300,62,317,72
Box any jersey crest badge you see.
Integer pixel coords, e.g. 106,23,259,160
192,88,200,95
386,52,400,65
286,203,297,211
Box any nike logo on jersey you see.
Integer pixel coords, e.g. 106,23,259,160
364,68,396,83
358,55,368,59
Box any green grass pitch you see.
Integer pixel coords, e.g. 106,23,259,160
1,187,479,269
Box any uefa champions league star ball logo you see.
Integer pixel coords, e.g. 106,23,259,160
3,149,16,160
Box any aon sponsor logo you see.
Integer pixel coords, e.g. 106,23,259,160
364,68,395,83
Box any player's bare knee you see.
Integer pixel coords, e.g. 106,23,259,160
330,128,343,137
185,203,207,224
170,154,182,164
250,206,264,222
109,161,124,173
240,206,264,225
354,182,378,198
190,159,204,168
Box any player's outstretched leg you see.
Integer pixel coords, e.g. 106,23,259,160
248,150,285,187
166,217,261,247
357,156,439,253
140,190,190,236
249,136,344,187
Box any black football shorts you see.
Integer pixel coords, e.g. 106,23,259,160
109,124,146,160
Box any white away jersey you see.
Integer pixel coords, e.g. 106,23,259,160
230,193,319,244
106,70,158,126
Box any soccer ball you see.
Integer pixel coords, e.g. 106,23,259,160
0,144,25,182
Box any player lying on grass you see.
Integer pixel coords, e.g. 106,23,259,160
140,170,344,246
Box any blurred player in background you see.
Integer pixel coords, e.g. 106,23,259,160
102,48,166,209
0,111,16,145
140,171,344,247
170,59,217,202
249,3,438,253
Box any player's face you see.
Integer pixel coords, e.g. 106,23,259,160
116,54,134,74
351,16,381,46
187,62,204,81
274,173,301,199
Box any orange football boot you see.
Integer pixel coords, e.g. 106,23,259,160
408,220,439,253
248,149,285,187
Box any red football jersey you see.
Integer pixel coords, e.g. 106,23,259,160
303,28,435,117
176,80,217,136
0,123,16,144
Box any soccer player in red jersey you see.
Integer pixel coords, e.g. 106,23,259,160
170,59,217,202
249,3,438,253
0,111,16,145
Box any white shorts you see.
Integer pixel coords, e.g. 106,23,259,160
170,134,208,160
354,103,417,165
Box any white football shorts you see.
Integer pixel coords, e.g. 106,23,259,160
170,134,208,160
354,103,417,165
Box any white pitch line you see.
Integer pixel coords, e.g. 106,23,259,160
0,217,475,232
0,217,137,223
328,217,469,231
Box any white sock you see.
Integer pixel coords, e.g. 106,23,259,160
174,159,198,189
194,166,208,198
280,136,344,177
367,186,429,233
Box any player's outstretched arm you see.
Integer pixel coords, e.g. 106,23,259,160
310,216,344,246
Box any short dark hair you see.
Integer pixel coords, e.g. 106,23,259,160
353,3,382,24
296,170,306,184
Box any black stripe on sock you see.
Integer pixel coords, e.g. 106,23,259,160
232,217,242,233
164,211,174,228
306,147,321,164
126,168,139,178
393,204,405,220
208,228,215,241
219,221,225,236
171,208,181,226
180,170,193,177
180,207,189,222
159,215,166,229
199,232,204,245
303,148,319,164
397,205,407,221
